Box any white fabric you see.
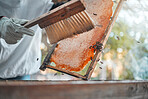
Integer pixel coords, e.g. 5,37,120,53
0,0,53,78
0,17,35,44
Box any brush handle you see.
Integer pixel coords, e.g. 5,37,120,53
24,19,39,28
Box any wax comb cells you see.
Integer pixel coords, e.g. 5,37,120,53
50,0,113,71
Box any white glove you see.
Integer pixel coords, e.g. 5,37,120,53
0,17,34,44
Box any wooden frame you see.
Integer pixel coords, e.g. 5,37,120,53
40,0,125,80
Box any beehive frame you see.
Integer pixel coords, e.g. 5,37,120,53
40,0,125,80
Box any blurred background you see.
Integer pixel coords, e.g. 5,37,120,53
31,0,148,80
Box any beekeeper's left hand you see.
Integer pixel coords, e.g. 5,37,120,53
0,17,34,44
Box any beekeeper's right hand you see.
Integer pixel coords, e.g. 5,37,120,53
0,17,34,44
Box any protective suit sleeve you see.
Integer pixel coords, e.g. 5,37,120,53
0,17,34,44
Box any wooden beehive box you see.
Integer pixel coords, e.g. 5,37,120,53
0,80,148,99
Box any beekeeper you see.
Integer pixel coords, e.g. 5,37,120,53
0,0,53,80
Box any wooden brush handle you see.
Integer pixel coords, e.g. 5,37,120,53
24,0,85,28
23,19,39,28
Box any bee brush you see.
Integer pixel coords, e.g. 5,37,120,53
24,0,94,44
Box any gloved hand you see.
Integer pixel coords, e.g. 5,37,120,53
0,17,34,44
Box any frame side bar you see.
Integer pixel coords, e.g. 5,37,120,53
46,65,86,80
85,0,125,80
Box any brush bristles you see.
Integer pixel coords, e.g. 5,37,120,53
45,11,94,44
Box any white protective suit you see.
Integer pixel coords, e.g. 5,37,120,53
0,0,53,78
